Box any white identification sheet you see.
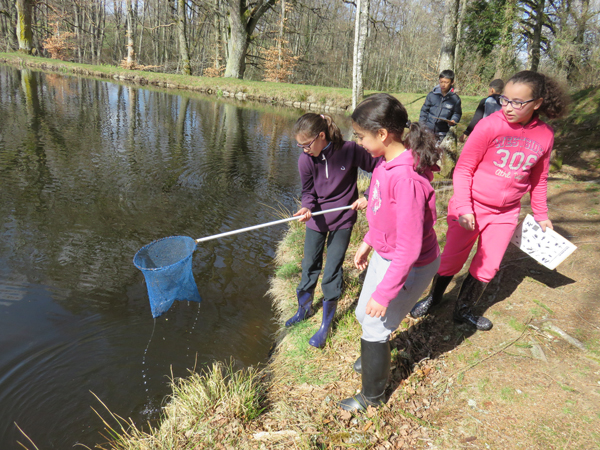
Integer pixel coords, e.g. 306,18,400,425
510,214,577,270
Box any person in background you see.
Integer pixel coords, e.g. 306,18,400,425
339,94,441,412
459,79,505,143
419,69,462,141
410,71,569,330
286,113,378,349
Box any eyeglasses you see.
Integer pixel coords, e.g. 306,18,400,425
296,135,319,149
499,96,536,110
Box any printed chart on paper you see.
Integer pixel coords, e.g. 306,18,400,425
510,214,577,270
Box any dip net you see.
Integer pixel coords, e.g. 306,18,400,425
133,236,202,318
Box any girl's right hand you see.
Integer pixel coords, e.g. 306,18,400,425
458,213,475,231
293,207,312,222
351,197,368,210
354,242,372,271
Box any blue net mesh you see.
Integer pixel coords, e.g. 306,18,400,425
133,236,202,318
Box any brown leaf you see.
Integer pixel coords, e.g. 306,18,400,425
340,410,352,421
367,405,377,417
460,436,477,443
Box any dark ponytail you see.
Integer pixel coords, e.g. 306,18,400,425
292,113,344,148
352,93,441,173
508,71,570,119
403,122,441,173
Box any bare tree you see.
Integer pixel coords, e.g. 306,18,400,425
16,0,33,53
177,0,191,75
454,0,468,72
438,0,459,72
495,0,518,79
352,0,369,110
224,0,276,79
525,0,547,71
126,0,136,67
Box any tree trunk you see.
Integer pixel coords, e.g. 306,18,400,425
566,0,590,80
438,0,459,72
454,0,468,72
177,0,191,74
495,0,517,79
126,0,135,67
224,5,248,79
224,0,275,79
276,0,285,80
214,0,221,69
16,0,33,54
529,0,545,72
352,0,369,110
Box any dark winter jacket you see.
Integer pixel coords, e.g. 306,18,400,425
419,86,462,136
464,93,502,136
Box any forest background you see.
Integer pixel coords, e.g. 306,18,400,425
3,0,599,98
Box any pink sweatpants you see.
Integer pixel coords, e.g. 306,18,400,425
438,197,521,283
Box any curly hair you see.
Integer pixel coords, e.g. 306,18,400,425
508,71,570,119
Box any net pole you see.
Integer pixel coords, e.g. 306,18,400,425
195,205,353,244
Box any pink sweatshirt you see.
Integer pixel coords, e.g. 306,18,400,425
364,150,440,307
453,111,554,221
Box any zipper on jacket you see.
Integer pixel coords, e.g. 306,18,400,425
320,142,332,179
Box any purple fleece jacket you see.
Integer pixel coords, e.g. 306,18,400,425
364,150,440,307
299,140,379,232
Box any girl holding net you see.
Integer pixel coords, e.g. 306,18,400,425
286,113,379,349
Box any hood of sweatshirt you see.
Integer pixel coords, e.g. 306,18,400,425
381,150,437,182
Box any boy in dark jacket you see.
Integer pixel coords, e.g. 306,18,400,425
459,78,504,143
419,70,462,140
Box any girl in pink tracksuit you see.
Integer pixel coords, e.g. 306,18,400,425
410,71,569,330
339,93,442,412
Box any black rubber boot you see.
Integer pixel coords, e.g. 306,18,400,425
353,356,361,374
409,274,454,318
453,273,493,331
309,300,338,348
339,339,391,412
285,290,314,327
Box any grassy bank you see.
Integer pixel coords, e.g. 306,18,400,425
0,52,481,119
94,175,456,449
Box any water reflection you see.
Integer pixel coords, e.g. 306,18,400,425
0,65,342,448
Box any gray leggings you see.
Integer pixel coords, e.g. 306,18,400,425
356,251,441,343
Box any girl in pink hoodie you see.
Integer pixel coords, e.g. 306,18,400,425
339,93,442,412
410,71,569,331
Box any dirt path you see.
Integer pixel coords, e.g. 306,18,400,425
411,172,600,449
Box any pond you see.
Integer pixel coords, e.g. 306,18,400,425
0,65,350,448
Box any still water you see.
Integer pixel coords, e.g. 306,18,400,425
0,66,346,448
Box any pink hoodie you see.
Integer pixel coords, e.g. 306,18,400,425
364,150,440,307
453,111,554,221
